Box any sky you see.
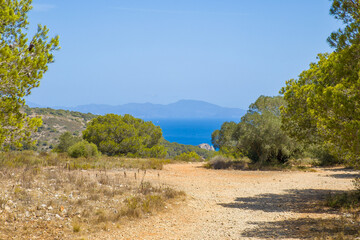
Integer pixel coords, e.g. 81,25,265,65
26,0,342,109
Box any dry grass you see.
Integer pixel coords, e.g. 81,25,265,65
0,152,184,239
0,150,170,170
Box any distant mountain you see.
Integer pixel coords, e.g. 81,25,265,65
27,101,45,108
52,100,246,119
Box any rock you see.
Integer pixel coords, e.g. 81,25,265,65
198,143,215,151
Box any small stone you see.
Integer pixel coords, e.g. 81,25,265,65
4,205,11,211
48,206,53,210
41,204,47,209
25,211,30,217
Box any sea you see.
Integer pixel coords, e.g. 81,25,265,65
146,118,240,146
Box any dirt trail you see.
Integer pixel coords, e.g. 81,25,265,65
90,163,356,240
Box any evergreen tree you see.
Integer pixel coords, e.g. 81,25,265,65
0,0,59,150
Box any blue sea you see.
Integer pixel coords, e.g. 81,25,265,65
146,118,240,146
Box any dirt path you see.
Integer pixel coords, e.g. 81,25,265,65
90,163,357,240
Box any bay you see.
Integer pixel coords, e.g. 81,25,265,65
146,118,240,146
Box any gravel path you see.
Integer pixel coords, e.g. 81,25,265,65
89,163,357,240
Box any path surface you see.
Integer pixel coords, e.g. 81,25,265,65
90,163,357,240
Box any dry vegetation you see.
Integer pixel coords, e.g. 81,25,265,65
0,152,184,239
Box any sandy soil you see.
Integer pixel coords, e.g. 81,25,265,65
85,163,358,240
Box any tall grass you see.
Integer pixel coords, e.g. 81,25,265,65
0,150,170,170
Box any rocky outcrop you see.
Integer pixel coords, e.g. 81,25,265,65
198,143,215,151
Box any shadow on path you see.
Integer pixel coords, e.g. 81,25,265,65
328,173,360,179
219,189,360,239
218,189,344,214
241,218,359,239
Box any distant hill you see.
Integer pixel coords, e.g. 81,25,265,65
23,106,97,151
21,106,215,158
53,100,246,119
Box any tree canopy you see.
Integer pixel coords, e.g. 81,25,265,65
0,0,59,150
212,96,301,164
328,0,360,50
281,0,360,165
83,114,166,158
281,44,360,163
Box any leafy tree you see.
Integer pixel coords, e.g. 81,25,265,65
83,114,166,158
0,0,59,150
281,1,360,165
328,0,360,50
281,45,360,163
54,131,81,153
211,129,220,150
212,121,237,153
212,96,301,164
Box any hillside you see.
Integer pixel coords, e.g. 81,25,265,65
23,106,97,151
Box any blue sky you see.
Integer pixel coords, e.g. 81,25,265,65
26,0,341,109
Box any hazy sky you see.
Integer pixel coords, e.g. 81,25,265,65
26,0,341,109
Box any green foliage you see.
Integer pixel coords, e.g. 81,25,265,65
67,140,99,158
281,44,360,165
280,0,360,167
83,114,165,158
304,144,341,166
54,131,81,153
162,139,214,159
0,0,59,150
212,96,301,164
174,151,202,162
328,0,360,50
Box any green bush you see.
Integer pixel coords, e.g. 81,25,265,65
83,114,165,158
175,151,202,162
68,140,99,158
54,131,81,153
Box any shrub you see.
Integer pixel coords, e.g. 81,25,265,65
83,114,164,157
206,155,249,170
54,131,81,153
207,155,232,169
175,151,202,162
68,140,99,158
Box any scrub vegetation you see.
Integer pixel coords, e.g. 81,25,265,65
1,0,360,239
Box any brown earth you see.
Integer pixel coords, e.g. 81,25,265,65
86,163,358,240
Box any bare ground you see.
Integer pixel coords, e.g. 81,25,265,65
87,163,359,240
